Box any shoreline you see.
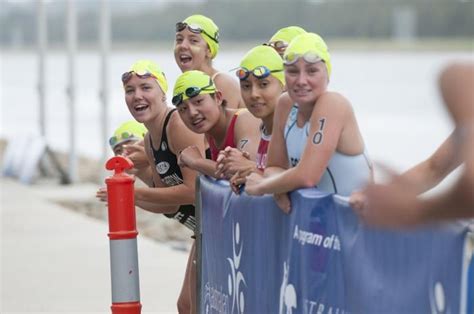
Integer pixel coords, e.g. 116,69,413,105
2,37,473,53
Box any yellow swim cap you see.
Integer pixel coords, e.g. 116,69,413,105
172,70,216,106
109,120,147,149
284,33,332,76
239,45,285,86
269,26,306,44
125,59,168,94
182,15,220,59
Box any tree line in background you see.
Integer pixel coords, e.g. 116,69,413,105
1,0,473,47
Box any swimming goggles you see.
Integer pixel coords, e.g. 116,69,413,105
283,52,323,66
172,79,215,107
109,132,139,147
121,70,158,84
175,22,219,43
264,40,288,53
235,66,283,81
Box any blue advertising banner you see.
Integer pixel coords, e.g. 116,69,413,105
198,176,474,314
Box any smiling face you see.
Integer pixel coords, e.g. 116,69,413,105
124,75,165,124
240,75,283,120
174,28,211,72
176,92,222,134
284,59,328,105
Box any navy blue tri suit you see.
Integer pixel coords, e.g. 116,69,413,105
149,109,196,231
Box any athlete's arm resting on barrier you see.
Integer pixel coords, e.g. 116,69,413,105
216,147,257,180
246,93,346,195
178,145,220,178
135,200,179,215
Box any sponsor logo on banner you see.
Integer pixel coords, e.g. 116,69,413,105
204,283,229,314
204,222,246,314
279,261,297,314
293,225,341,251
302,300,348,314
227,222,246,314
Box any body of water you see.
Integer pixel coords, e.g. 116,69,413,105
1,48,472,187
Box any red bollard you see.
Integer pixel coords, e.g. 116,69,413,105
105,156,142,314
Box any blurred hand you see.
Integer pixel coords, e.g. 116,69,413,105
178,145,202,169
358,178,422,229
229,167,254,194
96,186,108,203
215,146,253,179
349,190,367,213
244,172,264,196
274,192,291,214
123,142,148,170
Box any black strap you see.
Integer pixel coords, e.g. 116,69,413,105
161,109,176,144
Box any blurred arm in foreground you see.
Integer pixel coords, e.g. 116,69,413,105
350,62,474,228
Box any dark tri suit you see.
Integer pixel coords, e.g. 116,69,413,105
149,109,196,231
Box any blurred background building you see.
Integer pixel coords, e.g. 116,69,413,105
1,0,473,50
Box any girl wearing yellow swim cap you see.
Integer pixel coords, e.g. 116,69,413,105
245,33,372,213
214,45,286,194
265,25,306,57
121,60,205,314
174,14,246,109
173,70,261,180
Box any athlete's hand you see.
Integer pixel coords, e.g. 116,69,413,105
178,145,202,169
244,172,264,196
96,186,108,202
274,193,291,214
229,167,254,194
349,190,367,212
215,146,254,179
358,179,422,229
123,141,148,171
355,162,422,229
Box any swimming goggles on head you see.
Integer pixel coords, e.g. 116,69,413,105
283,52,323,66
235,66,283,81
264,40,288,53
175,22,219,43
109,132,139,147
121,70,158,84
172,79,215,107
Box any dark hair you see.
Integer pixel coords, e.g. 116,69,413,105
209,93,228,108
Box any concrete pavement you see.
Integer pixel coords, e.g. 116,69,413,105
1,177,187,313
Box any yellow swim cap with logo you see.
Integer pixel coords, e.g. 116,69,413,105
284,32,332,76
109,120,147,150
269,26,306,44
126,59,168,94
239,45,285,86
183,15,220,59
172,70,216,106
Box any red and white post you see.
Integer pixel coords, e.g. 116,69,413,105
105,156,142,314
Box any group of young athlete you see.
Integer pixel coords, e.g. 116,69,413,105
95,13,474,313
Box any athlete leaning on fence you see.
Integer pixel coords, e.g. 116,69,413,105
214,45,285,195
97,60,204,314
172,70,260,178
245,33,373,213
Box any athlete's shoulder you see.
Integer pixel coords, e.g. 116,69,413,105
318,91,351,107
213,71,237,85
